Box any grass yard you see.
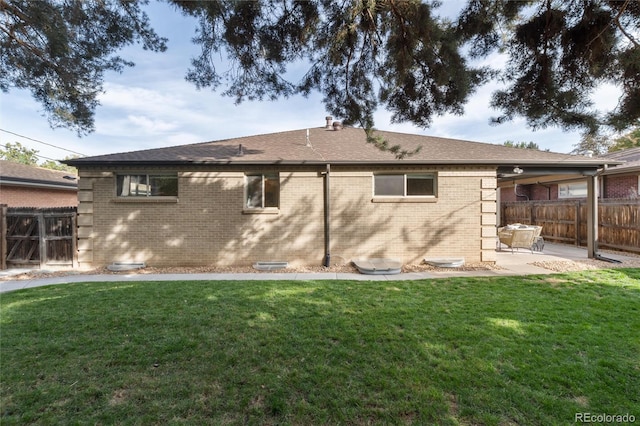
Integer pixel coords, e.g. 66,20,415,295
1,269,639,425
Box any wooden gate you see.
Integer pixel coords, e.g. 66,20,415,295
3,207,77,268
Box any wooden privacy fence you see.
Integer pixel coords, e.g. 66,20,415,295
501,199,640,254
1,206,77,269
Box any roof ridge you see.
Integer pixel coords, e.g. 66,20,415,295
78,128,334,160
63,127,618,167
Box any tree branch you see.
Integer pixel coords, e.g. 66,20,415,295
614,0,640,48
0,24,57,70
587,0,638,48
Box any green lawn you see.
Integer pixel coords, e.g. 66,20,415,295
1,269,639,425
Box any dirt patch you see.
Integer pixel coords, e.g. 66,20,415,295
109,389,129,406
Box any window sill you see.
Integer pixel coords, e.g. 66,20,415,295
242,208,280,215
112,197,179,203
372,197,437,203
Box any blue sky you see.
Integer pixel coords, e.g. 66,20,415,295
0,1,623,163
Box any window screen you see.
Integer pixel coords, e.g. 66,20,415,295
374,174,436,197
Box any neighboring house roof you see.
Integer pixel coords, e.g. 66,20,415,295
65,127,617,173
0,160,78,190
600,147,640,175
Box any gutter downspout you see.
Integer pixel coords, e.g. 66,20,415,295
323,164,331,267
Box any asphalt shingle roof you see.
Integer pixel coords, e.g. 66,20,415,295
600,147,640,174
65,127,616,168
0,160,78,188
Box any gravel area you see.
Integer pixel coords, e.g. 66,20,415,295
531,248,640,272
531,258,640,272
2,248,638,282
1,261,503,281
1,264,359,281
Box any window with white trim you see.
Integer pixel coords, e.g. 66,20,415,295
374,173,436,197
558,182,587,199
245,173,279,209
116,174,178,197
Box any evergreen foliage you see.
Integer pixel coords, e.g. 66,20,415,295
0,0,166,135
458,0,640,133
503,141,541,150
2,1,638,138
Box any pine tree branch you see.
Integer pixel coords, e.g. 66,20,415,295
587,0,638,49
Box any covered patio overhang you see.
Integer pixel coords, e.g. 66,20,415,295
496,163,613,259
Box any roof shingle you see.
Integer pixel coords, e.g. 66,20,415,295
0,160,78,188
601,147,640,174
65,127,616,167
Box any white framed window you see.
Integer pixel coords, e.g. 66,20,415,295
116,174,178,197
373,173,436,197
558,179,602,198
558,182,587,199
245,173,279,209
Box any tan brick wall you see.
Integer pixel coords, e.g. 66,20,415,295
77,165,497,268
329,166,496,264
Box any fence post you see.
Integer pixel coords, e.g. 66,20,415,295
1,205,7,270
530,202,535,226
72,211,78,268
575,201,580,246
38,212,46,268
586,175,598,258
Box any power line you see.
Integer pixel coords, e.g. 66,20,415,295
0,143,71,163
0,128,86,156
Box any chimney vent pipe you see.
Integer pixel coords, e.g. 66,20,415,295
332,121,343,131
325,116,333,129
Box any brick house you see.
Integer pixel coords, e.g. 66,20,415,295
0,160,78,207
500,147,640,202
65,122,614,269
599,147,640,198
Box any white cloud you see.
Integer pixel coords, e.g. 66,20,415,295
99,83,187,113
127,115,178,134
